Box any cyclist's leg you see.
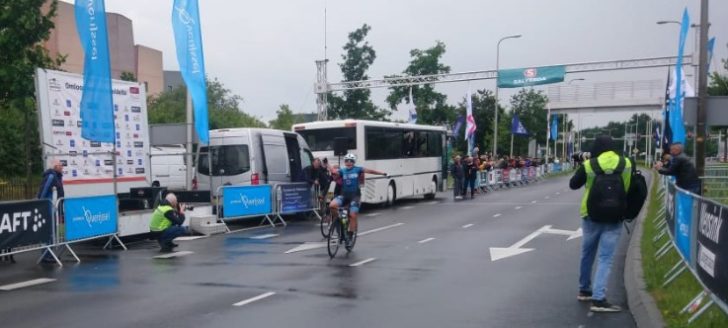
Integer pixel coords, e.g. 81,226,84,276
330,195,343,219
349,196,361,233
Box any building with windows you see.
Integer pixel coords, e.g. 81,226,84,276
43,1,164,96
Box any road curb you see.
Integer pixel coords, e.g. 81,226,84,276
624,171,666,328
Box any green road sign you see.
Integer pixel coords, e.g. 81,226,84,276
497,65,566,88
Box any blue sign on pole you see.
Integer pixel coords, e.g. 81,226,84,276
675,189,693,263
222,185,272,219
64,195,118,241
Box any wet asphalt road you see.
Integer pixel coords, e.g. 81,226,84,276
0,176,637,328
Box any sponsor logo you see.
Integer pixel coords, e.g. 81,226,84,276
69,151,77,157
55,139,63,146
135,150,143,157
70,206,111,228
116,142,121,148
84,169,89,175
126,160,134,165
523,68,537,78
64,111,71,116
90,141,101,148
118,168,123,176
130,87,139,94
52,131,65,136
72,169,77,177
54,109,61,117
70,139,75,148
700,203,723,244
60,160,68,166
133,141,144,148
132,116,140,122
67,119,74,127
131,106,141,113
124,114,129,122
82,150,88,157
66,99,72,107
127,150,132,157
77,121,83,128
135,124,140,131
116,132,120,139
52,119,65,127
48,78,62,92
133,133,139,139
52,99,62,107
114,105,118,112
65,82,83,91
117,159,123,165
71,160,77,166
0,208,48,233
135,168,145,174
137,159,143,166
104,160,113,166
230,194,266,209
66,131,72,136
95,160,100,166
698,243,716,277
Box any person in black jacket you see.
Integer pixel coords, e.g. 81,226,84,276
450,156,465,200
37,160,64,199
654,143,701,194
463,156,479,199
304,158,330,198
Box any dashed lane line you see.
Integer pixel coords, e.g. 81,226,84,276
418,237,436,244
249,234,279,240
515,206,522,210
350,258,377,267
462,224,474,229
233,292,276,307
493,213,502,218
0,278,56,291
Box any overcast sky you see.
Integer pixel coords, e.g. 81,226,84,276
91,0,728,128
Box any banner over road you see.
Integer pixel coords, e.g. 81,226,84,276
497,65,566,88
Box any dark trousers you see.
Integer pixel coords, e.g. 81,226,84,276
453,177,464,198
463,178,476,198
155,226,187,247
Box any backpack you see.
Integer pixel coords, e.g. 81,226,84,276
625,168,648,221
587,157,627,223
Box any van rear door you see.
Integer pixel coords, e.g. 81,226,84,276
261,132,289,183
284,132,304,182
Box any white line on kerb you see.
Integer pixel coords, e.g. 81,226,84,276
233,292,276,307
0,278,56,291
462,224,474,229
418,237,436,244
350,258,377,267
493,213,502,218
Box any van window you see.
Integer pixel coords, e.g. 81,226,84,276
298,128,356,152
300,149,313,168
198,145,250,176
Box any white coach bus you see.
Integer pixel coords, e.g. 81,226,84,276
293,120,447,205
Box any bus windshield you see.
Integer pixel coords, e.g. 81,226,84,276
297,127,356,152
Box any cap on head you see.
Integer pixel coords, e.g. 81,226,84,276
165,193,177,207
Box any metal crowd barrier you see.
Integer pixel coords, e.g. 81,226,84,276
652,177,728,324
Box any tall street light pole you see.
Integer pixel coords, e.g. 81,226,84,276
696,0,709,178
568,78,585,153
493,34,522,158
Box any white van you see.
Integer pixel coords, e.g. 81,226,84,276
150,145,188,190
195,128,314,193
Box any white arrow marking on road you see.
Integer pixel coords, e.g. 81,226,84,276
493,213,502,218
366,212,381,217
284,242,327,254
0,278,56,291
250,233,279,240
489,225,582,261
233,291,276,307
174,236,206,241
350,258,376,267
418,237,436,244
153,251,194,259
462,224,474,229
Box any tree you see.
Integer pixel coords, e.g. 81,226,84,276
386,41,454,125
269,104,296,130
147,77,266,129
120,71,137,82
327,24,389,120
0,0,64,178
508,89,549,156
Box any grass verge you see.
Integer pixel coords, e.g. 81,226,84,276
640,175,728,327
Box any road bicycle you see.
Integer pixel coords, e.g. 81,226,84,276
327,206,357,258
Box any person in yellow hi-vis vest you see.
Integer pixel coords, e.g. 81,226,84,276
569,135,632,313
149,193,188,252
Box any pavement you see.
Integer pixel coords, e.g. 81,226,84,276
0,176,638,328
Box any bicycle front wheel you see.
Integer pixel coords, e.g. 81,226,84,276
320,206,331,238
327,219,341,258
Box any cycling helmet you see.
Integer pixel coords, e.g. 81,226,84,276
344,153,357,163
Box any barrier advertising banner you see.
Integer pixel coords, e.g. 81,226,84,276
666,182,676,237
279,183,313,214
675,189,694,263
222,185,272,219
697,199,728,304
35,69,150,192
0,200,54,249
64,195,118,241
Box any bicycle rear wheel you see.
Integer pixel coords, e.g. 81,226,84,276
327,219,341,258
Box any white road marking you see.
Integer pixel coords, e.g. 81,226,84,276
556,192,561,195
0,278,56,291
366,212,381,217
175,236,206,241
357,223,405,236
462,224,474,229
545,196,551,199
424,201,439,205
531,200,537,204
349,258,377,267
153,251,194,259
418,237,436,244
400,206,414,210
515,206,522,210
284,242,327,254
233,292,276,307
493,213,502,218
249,233,278,240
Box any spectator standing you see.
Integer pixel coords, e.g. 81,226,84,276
450,156,465,200
654,143,701,194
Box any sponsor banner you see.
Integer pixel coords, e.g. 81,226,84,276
696,199,728,304
501,169,510,183
497,65,566,88
675,189,694,263
0,200,54,249
36,69,150,185
64,195,118,241
222,185,272,219
279,183,314,214
666,182,676,237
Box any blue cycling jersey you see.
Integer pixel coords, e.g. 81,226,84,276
339,166,364,196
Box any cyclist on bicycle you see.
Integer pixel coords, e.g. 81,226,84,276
329,153,387,246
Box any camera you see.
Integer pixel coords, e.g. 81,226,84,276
572,152,591,164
